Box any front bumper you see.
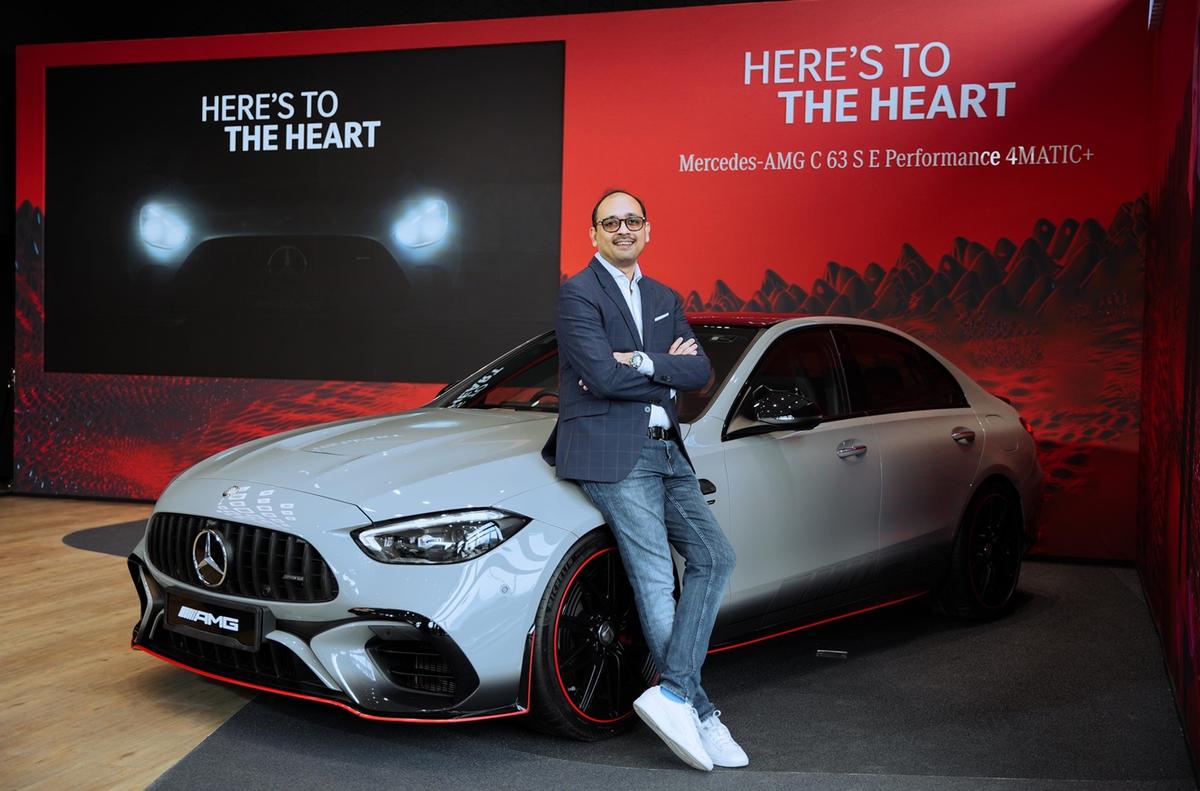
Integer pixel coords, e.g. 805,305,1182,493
127,485,572,720
129,554,538,720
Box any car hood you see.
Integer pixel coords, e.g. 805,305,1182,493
178,408,561,523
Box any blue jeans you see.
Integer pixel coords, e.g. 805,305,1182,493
578,436,736,721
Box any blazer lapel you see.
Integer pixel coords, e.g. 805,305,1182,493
639,284,655,352
588,257,644,351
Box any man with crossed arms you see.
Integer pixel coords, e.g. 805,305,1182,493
541,189,746,770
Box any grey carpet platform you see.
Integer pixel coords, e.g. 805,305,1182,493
139,560,1195,790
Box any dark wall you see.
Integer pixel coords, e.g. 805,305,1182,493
1138,0,1200,775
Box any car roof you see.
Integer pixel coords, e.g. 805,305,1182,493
686,312,811,327
685,313,937,344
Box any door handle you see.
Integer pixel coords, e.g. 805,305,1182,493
951,427,976,444
835,440,868,459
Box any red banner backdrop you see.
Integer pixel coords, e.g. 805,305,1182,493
15,0,1150,560
1139,0,1200,770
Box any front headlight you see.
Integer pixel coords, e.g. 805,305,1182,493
352,508,530,564
392,198,449,248
138,203,190,250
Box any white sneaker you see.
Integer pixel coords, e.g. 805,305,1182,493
632,686,713,771
697,710,749,767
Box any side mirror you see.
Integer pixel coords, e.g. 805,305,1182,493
750,385,822,430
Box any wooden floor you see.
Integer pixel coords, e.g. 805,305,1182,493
0,496,253,791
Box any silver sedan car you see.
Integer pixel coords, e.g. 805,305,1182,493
127,314,1042,739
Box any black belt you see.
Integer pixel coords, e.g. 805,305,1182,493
647,426,677,440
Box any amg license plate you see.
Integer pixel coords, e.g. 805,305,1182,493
164,591,262,651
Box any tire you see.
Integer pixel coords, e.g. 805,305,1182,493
525,530,657,740
937,483,1024,619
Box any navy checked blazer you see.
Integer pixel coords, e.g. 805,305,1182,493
541,256,713,483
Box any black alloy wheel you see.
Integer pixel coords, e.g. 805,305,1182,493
938,484,1023,619
967,490,1022,609
527,531,656,740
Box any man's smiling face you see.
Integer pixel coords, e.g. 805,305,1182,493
590,191,649,267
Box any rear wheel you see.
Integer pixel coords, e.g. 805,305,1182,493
526,531,656,740
938,484,1023,619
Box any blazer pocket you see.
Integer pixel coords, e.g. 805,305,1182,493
561,400,611,421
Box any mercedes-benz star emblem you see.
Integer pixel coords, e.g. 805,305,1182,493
192,529,231,588
221,486,239,498
266,245,308,276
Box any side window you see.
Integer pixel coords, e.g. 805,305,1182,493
836,328,967,413
741,329,845,418
919,353,968,409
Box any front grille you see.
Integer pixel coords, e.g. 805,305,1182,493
147,513,338,602
368,638,458,698
176,236,406,315
148,627,332,698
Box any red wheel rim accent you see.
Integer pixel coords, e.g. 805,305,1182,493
549,547,652,724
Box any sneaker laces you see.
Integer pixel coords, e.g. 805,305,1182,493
700,710,735,746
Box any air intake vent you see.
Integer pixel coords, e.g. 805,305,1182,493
149,628,331,697
367,638,458,698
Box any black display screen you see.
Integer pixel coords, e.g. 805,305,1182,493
45,42,565,382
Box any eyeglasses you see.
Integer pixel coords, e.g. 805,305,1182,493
597,215,646,233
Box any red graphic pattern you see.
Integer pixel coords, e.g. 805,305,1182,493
574,199,1145,559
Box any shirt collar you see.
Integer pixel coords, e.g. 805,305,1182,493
594,253,642,287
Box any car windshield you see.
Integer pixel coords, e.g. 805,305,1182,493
429,325,759,424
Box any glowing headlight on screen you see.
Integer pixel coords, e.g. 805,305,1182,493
138,203,190,250
352,508,529,564
392,199,449,248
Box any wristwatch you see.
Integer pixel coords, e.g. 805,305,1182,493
629,352,645,369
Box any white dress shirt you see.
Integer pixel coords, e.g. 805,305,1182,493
594,254,672,429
